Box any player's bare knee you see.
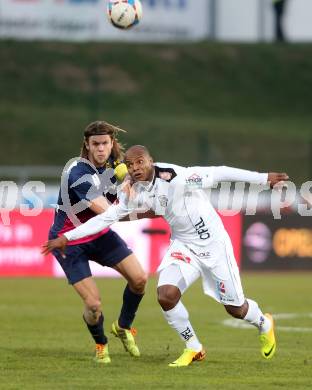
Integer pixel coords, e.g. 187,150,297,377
129,272,147,294
85,297,102,316
157,285,181,311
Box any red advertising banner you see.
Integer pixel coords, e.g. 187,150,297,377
220,213,242,267
0,210,242,277
0,210,54,276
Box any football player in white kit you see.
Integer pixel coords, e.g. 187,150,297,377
43,145,288,367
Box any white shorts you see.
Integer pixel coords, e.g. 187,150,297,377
157,238,245,306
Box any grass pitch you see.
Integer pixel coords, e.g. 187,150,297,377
1,273,311,390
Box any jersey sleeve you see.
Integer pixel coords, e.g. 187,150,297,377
64,199,132,241
211,166,268,185
183,166,215,189
183,166,268,189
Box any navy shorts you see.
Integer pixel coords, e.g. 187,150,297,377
49,229,132,285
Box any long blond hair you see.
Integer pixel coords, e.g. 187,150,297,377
81,120,126,162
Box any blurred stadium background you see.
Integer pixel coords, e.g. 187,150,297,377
0,1,311,388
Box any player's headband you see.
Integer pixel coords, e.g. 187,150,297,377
84,121,126,139
84,129,112,137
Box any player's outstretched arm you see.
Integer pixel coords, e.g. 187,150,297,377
211,167,289,187
185,166,289,189
65,202,132,242
212,166,269,185
184,166,269,189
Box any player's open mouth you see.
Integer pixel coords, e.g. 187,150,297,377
134,172,144,180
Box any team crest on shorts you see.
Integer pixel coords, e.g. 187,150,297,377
171,252,191,263
217,281,235,303
218,281,226,294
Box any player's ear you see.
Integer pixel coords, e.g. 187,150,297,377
85,141,89,150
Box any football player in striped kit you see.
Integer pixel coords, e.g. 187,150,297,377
47,125,147,364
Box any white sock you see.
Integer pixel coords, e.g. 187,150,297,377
244,298,271,334
162,300,202,352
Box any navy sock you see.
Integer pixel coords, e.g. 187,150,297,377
83,313,108,345
118,285,144,329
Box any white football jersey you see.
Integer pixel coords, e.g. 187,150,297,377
65,163,268,251
127,162,226,248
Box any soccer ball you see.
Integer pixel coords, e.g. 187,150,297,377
107,0,143,30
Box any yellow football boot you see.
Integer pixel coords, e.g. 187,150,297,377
111,321,140,357
259,313,276,359
94,343,111,364
169,348,206,367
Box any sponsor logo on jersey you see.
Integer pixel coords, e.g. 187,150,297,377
171,251,191,263
194,217,210,240
186,173,203,188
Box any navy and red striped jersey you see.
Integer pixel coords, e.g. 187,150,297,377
50,157,118,245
